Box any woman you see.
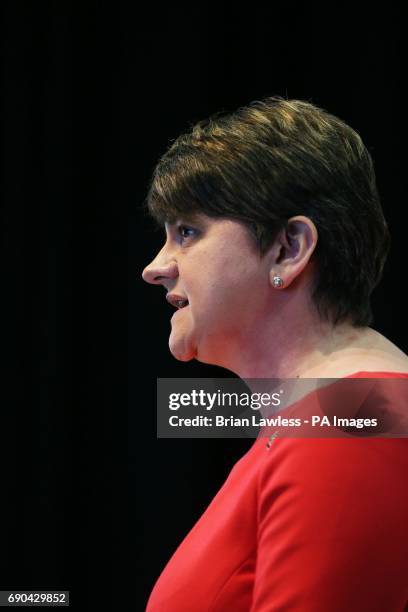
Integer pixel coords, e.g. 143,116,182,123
142,97,408,611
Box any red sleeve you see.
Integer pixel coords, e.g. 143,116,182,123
250,438,408,611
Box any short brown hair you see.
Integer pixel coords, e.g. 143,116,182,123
145,96,390,327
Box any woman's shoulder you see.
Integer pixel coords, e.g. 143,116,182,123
360,328,408,373
327,327,408,378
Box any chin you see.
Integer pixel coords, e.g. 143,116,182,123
169,337,196,362
171,350,195,362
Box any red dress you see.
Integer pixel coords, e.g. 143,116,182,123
146,372,408,611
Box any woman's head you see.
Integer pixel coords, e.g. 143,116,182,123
144,96,390,329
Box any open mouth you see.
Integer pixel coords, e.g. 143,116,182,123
166,294,189,310
175,299,189,309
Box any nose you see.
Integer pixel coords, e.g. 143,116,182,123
142,247,178,285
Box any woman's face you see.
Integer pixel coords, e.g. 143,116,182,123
142,214,274,366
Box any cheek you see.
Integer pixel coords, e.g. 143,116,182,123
185,251,266,319
195,280,259,325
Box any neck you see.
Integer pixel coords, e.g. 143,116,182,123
211,309,373,380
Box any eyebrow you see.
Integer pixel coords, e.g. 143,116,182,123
166,213,204,227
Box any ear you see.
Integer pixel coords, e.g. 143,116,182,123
268,215,318,288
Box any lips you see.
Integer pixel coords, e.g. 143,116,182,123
166,294,189,309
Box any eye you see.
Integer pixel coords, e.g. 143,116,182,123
177,225,197,242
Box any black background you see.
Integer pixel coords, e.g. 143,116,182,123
1,2,406,610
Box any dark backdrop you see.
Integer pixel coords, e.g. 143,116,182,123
1,3,405,610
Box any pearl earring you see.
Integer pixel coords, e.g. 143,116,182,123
272,275,284,288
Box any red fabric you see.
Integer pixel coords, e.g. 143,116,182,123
146,372,408,611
